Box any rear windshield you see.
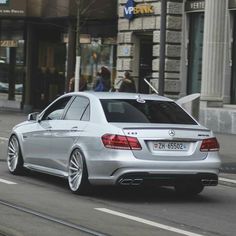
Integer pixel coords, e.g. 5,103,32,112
100,99,197,125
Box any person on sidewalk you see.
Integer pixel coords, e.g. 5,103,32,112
68,74,87,92
119,71,136,93
94,66,111,92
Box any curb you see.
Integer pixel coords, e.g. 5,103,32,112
219,177,236,188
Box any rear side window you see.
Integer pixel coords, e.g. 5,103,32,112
64,96,90,121
100,99,197,124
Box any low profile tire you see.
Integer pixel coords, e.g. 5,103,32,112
68,149,90,195
175,182,204,196
7,135,25,175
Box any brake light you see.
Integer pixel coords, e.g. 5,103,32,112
200,138,219,152
102,134,142,150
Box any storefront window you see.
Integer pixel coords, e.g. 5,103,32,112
80,38,116,89
187,12,204,94
0,20,24,103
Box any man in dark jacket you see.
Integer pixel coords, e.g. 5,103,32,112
119,71,136,93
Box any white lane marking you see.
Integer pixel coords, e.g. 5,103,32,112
95,208,204,236
0,178,17,185
0,137,8,141
219,177,236,184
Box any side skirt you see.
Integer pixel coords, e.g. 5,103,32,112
24,163,68,178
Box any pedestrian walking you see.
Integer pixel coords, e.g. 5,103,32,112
119,71,136,93
68,74,87,92
68,76,75,92
94,66,111,92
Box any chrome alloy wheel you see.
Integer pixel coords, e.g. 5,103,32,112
7,135,20,172
68,149,84,192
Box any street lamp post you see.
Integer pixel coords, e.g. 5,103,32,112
158,0,167,96
74,0,81,92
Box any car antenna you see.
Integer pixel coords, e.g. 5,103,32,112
144,78,159,94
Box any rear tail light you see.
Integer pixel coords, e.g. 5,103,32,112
102,134,142,150
200,137,219,152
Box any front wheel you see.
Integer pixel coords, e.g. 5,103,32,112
7,135,25,175
68,149,90,195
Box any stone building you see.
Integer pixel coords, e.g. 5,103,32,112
116,0,182,96
117,0,236,134
182,0,236,134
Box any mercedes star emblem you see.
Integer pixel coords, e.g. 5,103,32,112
168,129,175,137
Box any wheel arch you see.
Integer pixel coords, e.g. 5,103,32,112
9,132,24,161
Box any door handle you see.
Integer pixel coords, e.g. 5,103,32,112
71,126,79,132
47,126,52,131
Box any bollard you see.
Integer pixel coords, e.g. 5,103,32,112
176,93,200,120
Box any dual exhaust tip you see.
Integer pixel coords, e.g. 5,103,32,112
201,179,218,186
119,178,218,186
119,178,143,186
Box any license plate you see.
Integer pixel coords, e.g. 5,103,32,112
153,142,188,151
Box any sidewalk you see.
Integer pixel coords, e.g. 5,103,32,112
0,110,236,186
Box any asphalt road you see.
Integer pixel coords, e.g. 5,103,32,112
0,162,236,236
1,110,236,235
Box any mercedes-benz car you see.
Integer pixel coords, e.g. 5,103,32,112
7,92,221,195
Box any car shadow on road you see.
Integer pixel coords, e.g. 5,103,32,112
9,170,220,204
88,185,218,204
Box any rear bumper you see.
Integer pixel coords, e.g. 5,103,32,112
87,151,221,186
88,164,221,187
117,173,218,186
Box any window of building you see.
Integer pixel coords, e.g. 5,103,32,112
0,20,25,102
187,12,204,94
80,38,116,90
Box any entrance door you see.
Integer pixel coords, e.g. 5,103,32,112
231,13,236,104
36,42,66,109
138,36,153,94
187,12,204,94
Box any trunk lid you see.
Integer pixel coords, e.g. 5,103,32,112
113,123,211,161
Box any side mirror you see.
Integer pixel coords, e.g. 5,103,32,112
27,112,39,121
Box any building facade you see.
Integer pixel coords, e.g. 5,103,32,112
117,0,236,134
116,0,183,96
181,0,236,134
1,0,236,134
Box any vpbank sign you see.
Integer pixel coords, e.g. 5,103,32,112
0,0,9,5
124,0,154,20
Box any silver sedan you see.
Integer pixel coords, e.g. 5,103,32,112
7,92,221,195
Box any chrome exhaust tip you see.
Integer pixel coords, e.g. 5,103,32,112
201,179,218,186
119,178,143,186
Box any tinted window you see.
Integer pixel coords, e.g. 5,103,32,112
42,96,72,120
64,96,90,121
101,99,197,124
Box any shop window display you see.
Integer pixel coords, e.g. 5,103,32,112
0,41,24,102
80,38,116,90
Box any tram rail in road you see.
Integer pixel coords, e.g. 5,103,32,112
0,199,108,236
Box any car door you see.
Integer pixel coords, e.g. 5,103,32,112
49,96,90,172
23,95,73,168
22,119,52,166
